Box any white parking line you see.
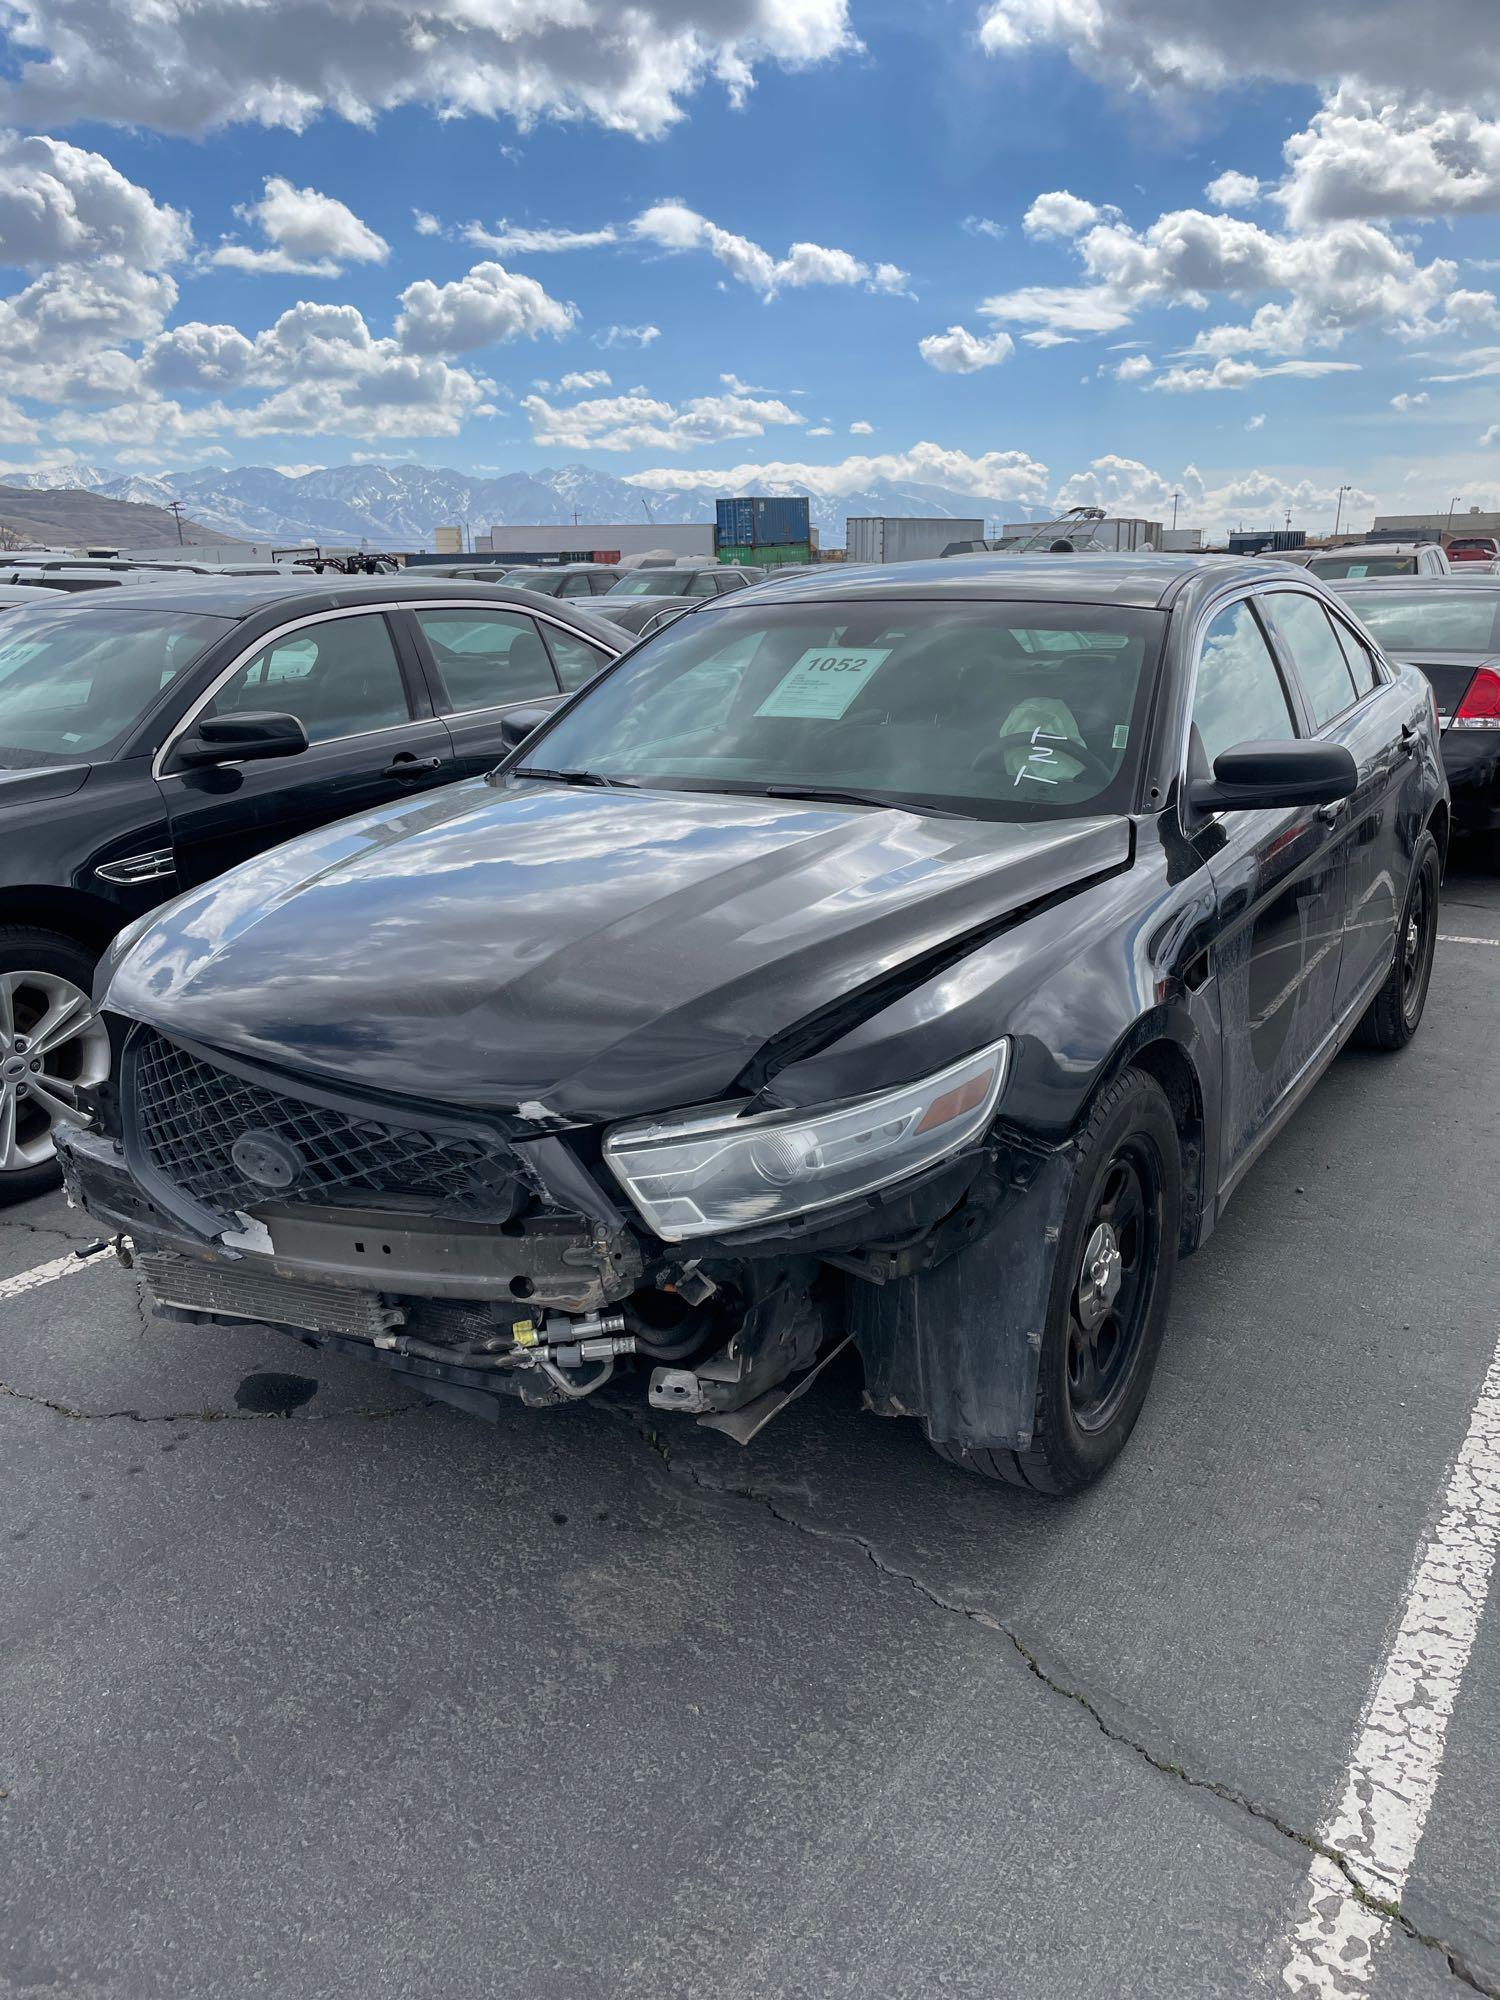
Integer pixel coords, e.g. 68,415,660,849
1280,1341,1500,1994
0,1251,104,1305
1438,933,1500,946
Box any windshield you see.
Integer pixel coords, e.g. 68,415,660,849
521,599,1164,820
1308,554,1418,578
607,572,694,596
0,604,227,766
502,569,566,594
1342,589,1500,654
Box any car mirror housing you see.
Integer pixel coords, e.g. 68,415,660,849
498,705,552,752
175,710,310,768
1188,739,1358,814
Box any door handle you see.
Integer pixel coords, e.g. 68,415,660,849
382,754,444,779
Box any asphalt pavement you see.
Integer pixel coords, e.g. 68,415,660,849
3,852,1499,1999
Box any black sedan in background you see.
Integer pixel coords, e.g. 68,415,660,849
1331,575,1500,858
0,575,622,1200
62,555,1445,1493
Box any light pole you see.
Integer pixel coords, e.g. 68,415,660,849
1170,490,1181,532
1333,483,1351,539
1446,494,1461,541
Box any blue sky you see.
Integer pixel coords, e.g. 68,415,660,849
3,0,1500,532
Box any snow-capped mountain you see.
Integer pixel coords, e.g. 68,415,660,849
5,461,1018,551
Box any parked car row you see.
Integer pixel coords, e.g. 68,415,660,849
44,552,1447,1498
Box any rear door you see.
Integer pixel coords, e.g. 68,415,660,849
1260,586,1410,1013
160,607,456,890
402,602,565,779
1187,596,1349,1188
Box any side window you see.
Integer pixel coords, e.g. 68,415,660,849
688,573,718,597
589,574,619,594
1329,615,1382,693
544,625,614,693
414,608,558,712
1265,591,1360,726
201,615,410,746
1191,600,1298,771
559,574,594,597
715,572,747,594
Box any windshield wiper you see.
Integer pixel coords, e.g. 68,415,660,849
512,766,638,789
760,783,967,818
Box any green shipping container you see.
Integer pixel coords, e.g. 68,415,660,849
719,542,811,568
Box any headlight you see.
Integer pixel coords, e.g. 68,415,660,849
603,1039,1009,1241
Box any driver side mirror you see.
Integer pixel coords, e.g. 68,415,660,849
1188,739,1357,814
498,704,552,752
174,710,309,768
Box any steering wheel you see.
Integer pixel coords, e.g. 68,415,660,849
972,731,1115,786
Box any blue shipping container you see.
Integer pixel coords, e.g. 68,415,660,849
716,495,811,548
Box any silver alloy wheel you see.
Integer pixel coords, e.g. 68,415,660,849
0,969,110,1174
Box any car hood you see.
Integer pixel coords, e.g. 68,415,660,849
0,763,90,807
107,778,1131,1120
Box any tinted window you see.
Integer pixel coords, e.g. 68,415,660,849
1191,601,1297,769
688,574,718,597
1308,554,1418,579
607,572,693,596
1266,592,1359,726
544,625,613,692
714,573,747,593
523,599,1165,822
203,614,410,745
1340,589,1500,654
557,574,596,597
415,607,557,710
0,604,226,765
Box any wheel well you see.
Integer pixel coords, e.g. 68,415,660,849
1119,1038,1206,1256
0,888,120,955
1426,798,1450,874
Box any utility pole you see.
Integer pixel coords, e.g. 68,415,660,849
1333,483,1351,539
1169,490,1181,531
167,499,186,546
640,494,655,525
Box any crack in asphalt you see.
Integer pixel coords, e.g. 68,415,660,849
626,1417,1497,1998
0,1377,428,1424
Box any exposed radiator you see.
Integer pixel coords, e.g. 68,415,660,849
135,1250,403,1339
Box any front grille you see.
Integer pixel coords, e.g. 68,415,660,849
128,1029,522,1221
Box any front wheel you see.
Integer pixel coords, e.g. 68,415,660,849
0,928,107,1206
1354,830,1440,1052
930,1066,1181,1495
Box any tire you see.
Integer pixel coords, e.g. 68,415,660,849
1353,830,1440,1052
930,1066,1182,1496
0,927,106,1207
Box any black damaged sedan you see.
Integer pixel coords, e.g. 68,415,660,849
59,555,1446,1493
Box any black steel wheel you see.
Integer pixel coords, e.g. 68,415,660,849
930,1065,1181,1496
1355,829,1440,1051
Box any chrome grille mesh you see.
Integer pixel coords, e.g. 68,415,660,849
128,1029,518,1218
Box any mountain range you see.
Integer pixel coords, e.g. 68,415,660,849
0,481,224,551
0,461,1011,552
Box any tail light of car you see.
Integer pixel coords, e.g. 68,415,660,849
1452,665,1500,727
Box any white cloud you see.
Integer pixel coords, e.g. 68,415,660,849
625,441,1050,504
979,284,1134,336
212,175,388,276
0,130,189,267
962,215,1005,239
464,219,618,256
1023,190,1104,238
975,3,1500,111
1111,352,1154,381
0,399,39,444
559,368,611,392
594,322,660,348
522,387,804,451
272,462,324,477
394,261,575,355
1246,412,1266,430
918,323,1016,372
630,199,910,299
848,419,873,433
1482,425,1500,445
413,210,444,237
1391,391,1430,410
0,0,858,144
806,425,833,436
1206,170,1261,209
1280,92,1500,229
1150,356,1360,392
1052,452,1379,539
142,320,257,393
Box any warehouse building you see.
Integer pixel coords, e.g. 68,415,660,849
1372,508,1500,539
487,522,715,560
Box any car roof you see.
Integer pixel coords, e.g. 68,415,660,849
1332,574,1500,591
1313,543,1426,557
733,550,1293,610
22,572,628,642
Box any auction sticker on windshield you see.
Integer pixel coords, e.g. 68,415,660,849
755,647,891,720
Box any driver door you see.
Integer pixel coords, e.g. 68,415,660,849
1187,596,1349,1195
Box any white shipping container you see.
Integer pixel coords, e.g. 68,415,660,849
845,517,985,563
